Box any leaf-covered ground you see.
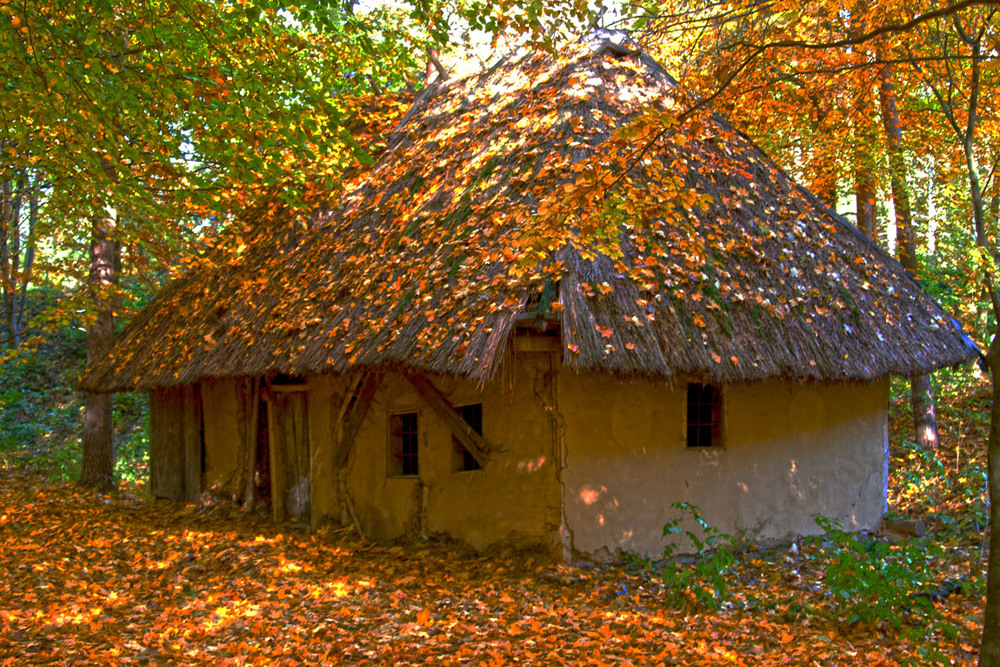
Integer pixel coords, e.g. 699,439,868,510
0,373,990,665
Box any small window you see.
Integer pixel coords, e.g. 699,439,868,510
453,403,483,472
687,383,722,448
389,411,420,476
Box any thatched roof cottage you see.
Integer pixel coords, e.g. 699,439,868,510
85,32,978,560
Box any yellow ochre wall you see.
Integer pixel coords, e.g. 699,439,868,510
191,357,889,562
559,374,889,559
311,353,563,554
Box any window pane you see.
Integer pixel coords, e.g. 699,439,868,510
687,383,721,448
390,411,419,476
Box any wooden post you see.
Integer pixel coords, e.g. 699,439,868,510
266,389,285,522
243,377,260,511
182,384,202,503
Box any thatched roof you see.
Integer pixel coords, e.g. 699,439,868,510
84,32,979,393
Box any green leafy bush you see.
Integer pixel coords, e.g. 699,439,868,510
808,515,946,627
659,501,738,611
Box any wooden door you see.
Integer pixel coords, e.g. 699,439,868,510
267,389,310,523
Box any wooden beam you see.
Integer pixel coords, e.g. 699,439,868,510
404,374,490,468
333,372,380,469
269,384,308,393
513,335,561,353
333,372,364,427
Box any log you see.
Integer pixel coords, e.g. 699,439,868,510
879,517,927,537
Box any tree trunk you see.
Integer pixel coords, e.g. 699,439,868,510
0,169,38,350
926,156,937,255
855,165,877,240
878,62,940,450
982,334,1000,665
80,210,120,491
16,173,36,339
0,172,22,349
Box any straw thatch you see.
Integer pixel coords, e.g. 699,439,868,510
84,31,978,393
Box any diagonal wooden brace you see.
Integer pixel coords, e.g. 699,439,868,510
405,373,491,468
333,371,381,469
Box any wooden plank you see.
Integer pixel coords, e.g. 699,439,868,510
149,386,202,502
268,389,311,522
182,384,202,503
266,392,285,522
333,372,380,469
150,388,185,501
270,384,309,393
404,374,490,467
285,391,310,520
149,389,173,499
243,378,261,510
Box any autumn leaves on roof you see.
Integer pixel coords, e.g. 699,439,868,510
84,31,977,392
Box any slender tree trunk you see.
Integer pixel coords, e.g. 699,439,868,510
926,156,937,255
0,174,21,348
878,62,940,450
0,169,36,349
911,13,1000,664
15,174,36,338
964,86,1000,667
80,209,120,491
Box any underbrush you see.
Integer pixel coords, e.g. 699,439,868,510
0,305,149,486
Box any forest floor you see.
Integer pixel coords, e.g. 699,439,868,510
0,370,991,665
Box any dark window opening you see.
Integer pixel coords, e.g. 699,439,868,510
453,403,483,472
271,373,306,386
687,383,722,448
390,412,420,476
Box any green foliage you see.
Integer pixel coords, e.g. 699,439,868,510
629,501,739,611
0,291,149,485
660,502,736,610
808,516,944,627
0,334,85,477
113,391,150,485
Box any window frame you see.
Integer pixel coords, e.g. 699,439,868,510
388,410,421,477
685,382,724,448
